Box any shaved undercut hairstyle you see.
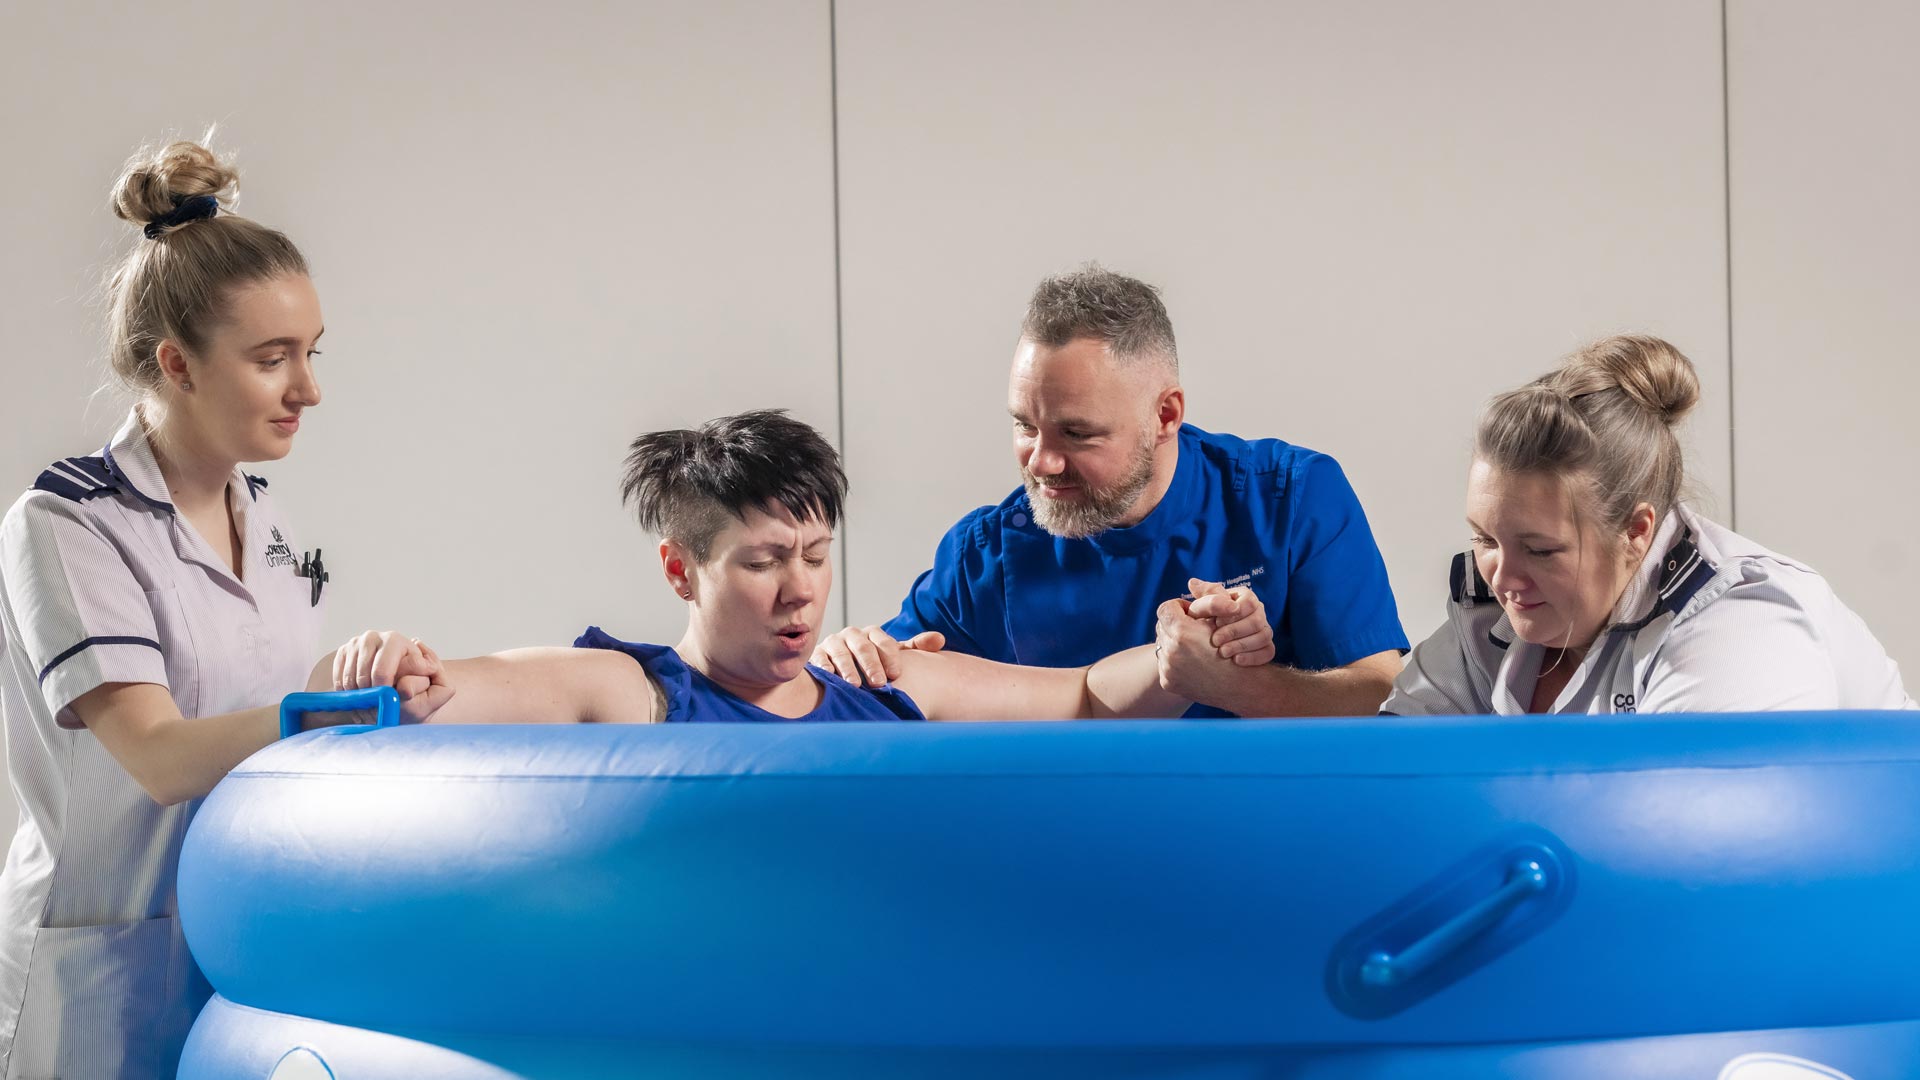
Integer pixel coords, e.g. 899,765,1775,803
1022,263,1179,375
620,409,848,560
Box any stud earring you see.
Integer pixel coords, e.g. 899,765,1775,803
180,379,193,392
679,590,692,600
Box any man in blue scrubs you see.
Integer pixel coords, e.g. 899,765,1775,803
814,265,1406,718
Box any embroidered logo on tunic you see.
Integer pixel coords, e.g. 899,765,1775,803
1181,565,1266,600
264,526,299,569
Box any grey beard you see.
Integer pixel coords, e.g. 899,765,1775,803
1024,446,1156,540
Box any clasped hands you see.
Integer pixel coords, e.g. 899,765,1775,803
813,577,1276,704
325,631,454,724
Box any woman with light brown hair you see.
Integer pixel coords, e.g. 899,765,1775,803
1384,334,1911,716
0,138,441,1077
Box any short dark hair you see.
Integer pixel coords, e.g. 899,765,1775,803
620,410,847,560
1021,263,1178,373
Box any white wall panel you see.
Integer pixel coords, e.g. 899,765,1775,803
834,1,1732,653
1727,0,1920,679
0,1,837,847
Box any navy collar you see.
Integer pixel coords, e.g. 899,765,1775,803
1610,528,1717,634
102,410,176,515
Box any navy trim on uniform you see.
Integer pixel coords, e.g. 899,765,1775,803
244,473,269,501
1655,533,1716,613
37,636,163,685
1449,551,1493,606
1612,529,1720,634
32,456,121,503
101,444,175,514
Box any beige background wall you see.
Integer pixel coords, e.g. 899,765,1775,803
1726,0,1920,680
1,1,1914,854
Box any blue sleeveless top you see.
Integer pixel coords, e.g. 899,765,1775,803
573,627,925,723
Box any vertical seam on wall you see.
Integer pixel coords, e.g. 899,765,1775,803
829,0,850,627
1721,0,1738,529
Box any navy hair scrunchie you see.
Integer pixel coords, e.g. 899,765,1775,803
144,195,220,239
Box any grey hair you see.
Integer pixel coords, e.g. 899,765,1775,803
1477,334,1702,533
1021,263,1178,374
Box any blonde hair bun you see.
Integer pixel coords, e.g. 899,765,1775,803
110,140,240,232
1555,334,1702,428
101,135,306,394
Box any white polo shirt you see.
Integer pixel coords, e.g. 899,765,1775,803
1384,505,1914,716
0,408,326,1079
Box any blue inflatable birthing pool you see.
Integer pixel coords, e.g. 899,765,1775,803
176,706,1920,1078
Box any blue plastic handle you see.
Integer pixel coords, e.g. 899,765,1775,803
1360,858,1549,988
279,687,402,740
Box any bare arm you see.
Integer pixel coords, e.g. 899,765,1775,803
416,649,663,726
1223,651,1401,717
1155,590,1398,717
891,644,1188,722
75,654,343,806
1165,642,1401,717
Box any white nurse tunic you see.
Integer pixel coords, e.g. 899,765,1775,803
0,409,325,1079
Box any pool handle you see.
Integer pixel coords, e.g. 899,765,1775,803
278,687,403,740
1360,858,1549,988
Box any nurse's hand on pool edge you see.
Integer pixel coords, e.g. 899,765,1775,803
811,625,947,688
329,630,456,724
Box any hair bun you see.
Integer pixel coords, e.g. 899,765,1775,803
1556,334,1701,427
110,139,239,233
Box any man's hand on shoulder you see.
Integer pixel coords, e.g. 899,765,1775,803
811,625,947,688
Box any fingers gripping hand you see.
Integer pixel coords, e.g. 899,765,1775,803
333,630,417,691
332,632,456,720
1186,578,1276,667
810,625,920,688
333,630,384,691
393,641,455,724
1154,597,1215,699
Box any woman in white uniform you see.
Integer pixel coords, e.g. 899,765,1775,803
1384,334,1912,716
0,140,441,1078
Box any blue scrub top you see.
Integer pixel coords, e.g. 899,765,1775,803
882,424,1408,718
575,628,926,723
